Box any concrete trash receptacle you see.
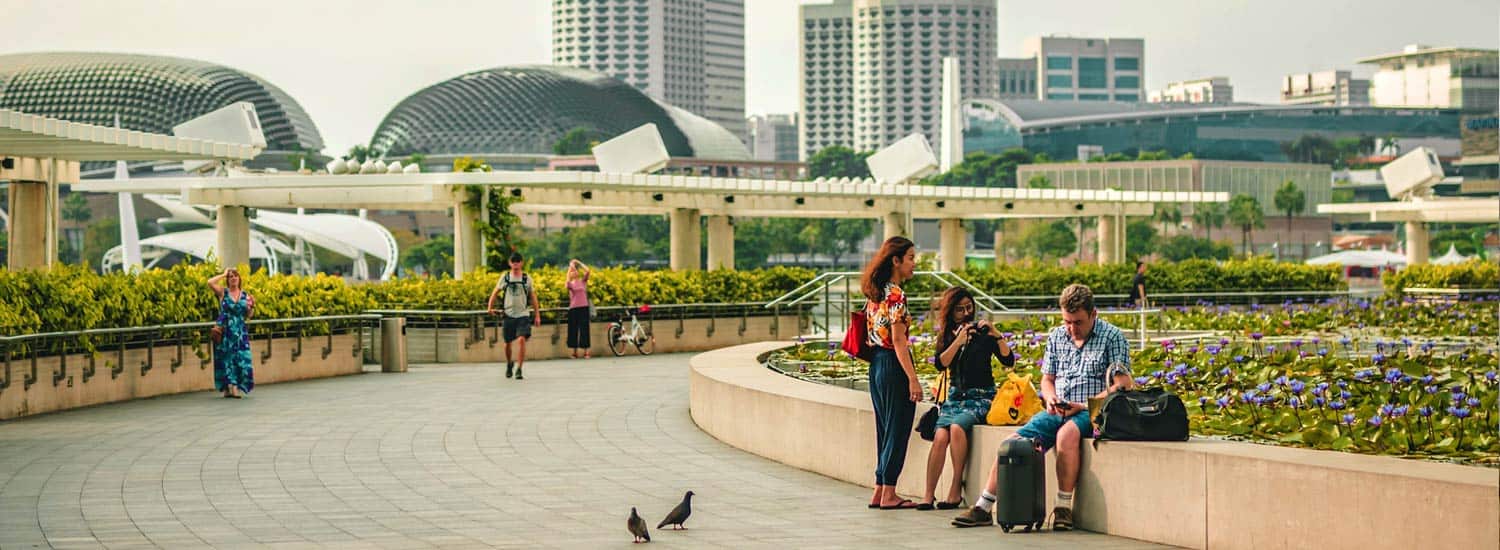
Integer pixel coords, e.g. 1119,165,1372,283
381,317,407,373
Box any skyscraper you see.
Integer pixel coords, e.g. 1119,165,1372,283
552,0,746,145
798,0,999,160
1026,36,1144,102
748,114,799,162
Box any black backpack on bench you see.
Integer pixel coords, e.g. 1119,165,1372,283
1092,388,1189,443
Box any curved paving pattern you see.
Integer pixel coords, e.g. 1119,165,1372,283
0,354,1161,549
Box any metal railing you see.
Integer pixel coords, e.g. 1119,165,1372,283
0,314,380,392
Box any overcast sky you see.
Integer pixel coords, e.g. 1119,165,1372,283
4,0,1496,156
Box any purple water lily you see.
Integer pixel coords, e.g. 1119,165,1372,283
1233,355,1246,364
1447,407,1472,419
1367,415,1383,427
1289,380,1306,394
1418,406,1433,417
1372,353,1386,364
1329,400,1346,410
1339,390,1352,400
1312,397,1326,407
1134,376,1149,386
1216,396,1231,409
1219,367,1232,377
1317,348,1329,357
1466,397,1481,408
1425,385,1440,395
1250,332,1264,341
1341,413,1356,425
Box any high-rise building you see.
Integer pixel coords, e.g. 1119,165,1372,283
748,114,800,162
552,0,746,145
1280,70,1370,106
1149,77,1232,104
1027,36,1144,102
798,0,999,160
1358,44,1498,111
997,57,1037,100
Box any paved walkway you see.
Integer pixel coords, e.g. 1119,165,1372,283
0,354,1163,549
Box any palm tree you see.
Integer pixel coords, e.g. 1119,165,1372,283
1273,180,1306,248
1380,135,1401,157
1153,203,1182,235
1191,203,1226,241
1227,194,1265,257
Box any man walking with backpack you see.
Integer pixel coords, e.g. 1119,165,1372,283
952,284,1133,531
488,252,542,380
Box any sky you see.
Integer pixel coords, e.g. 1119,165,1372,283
4,0,1496,156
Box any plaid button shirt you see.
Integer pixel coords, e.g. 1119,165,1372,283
1041,319,1131,404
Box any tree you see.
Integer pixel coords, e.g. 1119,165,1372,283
1126,219,1158,260
346,144,372,163
1152,203,1181,235
923,149,1035,188
807,146,873,180
62,193,92,224
400,234,453,277
1191,203,1226,241
1273,180,1306,244
1227,194,1265,256
1027,174,1053,189
553,127,601,155
1380,135,1401,157
1017,220,1076,260
1157,235,1232,261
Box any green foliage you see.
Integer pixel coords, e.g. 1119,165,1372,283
1126,219,1158,259
1191,203,1227,241
61,193,92,224
924,149,1036,188
1016,221,1076,260
346,144,372,163
1273,180,1306,233
806,146,873,180
1228,194,1265,256
1429,225,1495,258
358,266,819,309
1157,235,1234,262
553,127,602,155
524,214,669,267
940,258,1344,297
1383,260,1500,295
400,234,454,277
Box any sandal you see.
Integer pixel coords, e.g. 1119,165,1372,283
916,501,936,511
880,499,919,510
936,498,964,510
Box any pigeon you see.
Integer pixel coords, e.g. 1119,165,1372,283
628,507,650,543
657,491,694,530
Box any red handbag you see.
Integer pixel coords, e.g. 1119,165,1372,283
840,309,874,362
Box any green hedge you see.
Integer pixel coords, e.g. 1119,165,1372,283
359,266,818,309
911,258,1344,297
1383,259,1500,295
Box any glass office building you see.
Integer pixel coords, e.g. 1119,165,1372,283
1017,160,1332,218
963,99,1462,162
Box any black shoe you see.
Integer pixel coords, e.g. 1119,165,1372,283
506,362,514,378
1052,506,1073,531
951,506,992,527
514,366,523,380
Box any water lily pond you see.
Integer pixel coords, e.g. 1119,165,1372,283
766,297,1500,465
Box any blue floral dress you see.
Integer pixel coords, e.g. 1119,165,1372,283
214,291,254,394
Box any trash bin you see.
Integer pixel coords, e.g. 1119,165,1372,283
381,317,407,373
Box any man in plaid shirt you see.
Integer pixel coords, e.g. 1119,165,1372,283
952,284,1134,531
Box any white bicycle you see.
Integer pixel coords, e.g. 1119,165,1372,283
607,305,655,356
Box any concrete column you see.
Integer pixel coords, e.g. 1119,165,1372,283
882,211,908,241
215,206,251,270
6,181,50,269
993,228,1005,265
938,218,965,271
706,214,734,270
453,202,481,277
1405,221,1430,266
670,208,701,271
1097,215,1126,264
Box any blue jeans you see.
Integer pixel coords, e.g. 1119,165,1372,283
869,347,915,486
1016,410,1092,451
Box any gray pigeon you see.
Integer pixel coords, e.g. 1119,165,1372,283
628,507,650,543
657,491,694,530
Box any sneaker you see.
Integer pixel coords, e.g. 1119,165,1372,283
514,366,524,380
505,362,514,379
950,506,992,528
1052,506,1073,531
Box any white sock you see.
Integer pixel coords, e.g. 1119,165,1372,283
977,491,997,511
1056,490,1074,511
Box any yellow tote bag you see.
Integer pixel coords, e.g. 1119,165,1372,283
988,372,1043,426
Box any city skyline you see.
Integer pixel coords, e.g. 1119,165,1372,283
2,0,1496,156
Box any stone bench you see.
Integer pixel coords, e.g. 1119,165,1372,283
689,341,1499,550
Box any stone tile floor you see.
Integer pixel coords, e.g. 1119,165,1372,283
0,354,1166,549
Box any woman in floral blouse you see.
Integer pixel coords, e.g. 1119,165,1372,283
860,236,922,509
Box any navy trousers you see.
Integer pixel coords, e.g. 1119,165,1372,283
869,347,915,486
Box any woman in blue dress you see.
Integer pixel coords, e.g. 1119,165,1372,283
208,268,255,398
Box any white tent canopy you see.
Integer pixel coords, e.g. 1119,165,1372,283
101,228,291,272
1431,244,1472,265
1305,249,1409,268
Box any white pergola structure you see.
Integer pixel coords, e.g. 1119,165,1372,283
77,170,1229,274
1318,199,1499,265
0,108,258,269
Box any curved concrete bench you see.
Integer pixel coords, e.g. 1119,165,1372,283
689,342,1499,550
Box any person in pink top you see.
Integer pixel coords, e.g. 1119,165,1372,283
565,259,593,358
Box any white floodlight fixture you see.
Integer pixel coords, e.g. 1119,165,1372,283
591,123,670,174
1380,147,1443,201
866,133,938,184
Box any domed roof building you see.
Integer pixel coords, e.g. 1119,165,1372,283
0,52,325,168
369,65,748,162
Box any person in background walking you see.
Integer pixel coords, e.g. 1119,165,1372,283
565,259,593,359
488,252,541,380
1129,261,1148,308
860,236,923,510
207,268,254,398
919,287,1014,511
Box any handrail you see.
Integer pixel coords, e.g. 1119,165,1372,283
0,314,382,344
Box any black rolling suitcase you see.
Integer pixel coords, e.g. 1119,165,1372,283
994,437,1046,533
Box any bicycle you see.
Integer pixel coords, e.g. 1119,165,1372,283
607,305,655,356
